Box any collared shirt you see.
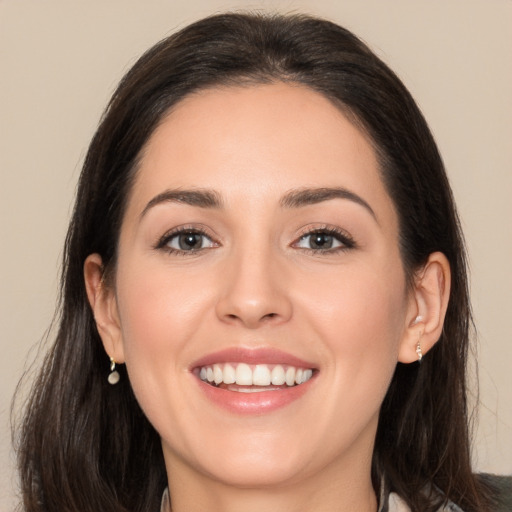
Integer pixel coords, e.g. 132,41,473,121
381,492,463,511
160,488,170,512
160,487,464,511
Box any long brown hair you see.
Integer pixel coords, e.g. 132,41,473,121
14,12,495,512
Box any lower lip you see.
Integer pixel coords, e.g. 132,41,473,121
196,377,315,414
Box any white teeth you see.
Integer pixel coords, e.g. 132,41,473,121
271,365,286,385
235,363,253,385
285,366,296,386
223,363,236,384
213,364,223,385
233,386,280,393
198,362,314,388
253,365,271,386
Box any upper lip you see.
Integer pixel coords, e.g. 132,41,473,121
190,347,317,370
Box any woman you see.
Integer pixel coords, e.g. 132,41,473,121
15,12,499,512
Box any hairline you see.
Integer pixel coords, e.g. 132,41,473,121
106,79,415,290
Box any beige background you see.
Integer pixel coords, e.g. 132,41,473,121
1,0,511,509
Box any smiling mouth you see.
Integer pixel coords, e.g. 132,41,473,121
196,363,315,392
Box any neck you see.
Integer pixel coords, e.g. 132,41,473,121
164,452,378,512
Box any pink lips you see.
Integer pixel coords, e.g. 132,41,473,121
191,347,317,414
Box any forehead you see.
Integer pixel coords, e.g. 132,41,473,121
128,83,395,222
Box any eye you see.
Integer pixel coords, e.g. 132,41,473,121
294,228,355,252
157,228,217,254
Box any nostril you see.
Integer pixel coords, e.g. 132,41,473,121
216,287,293,327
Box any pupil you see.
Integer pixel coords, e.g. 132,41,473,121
179,233,201,250
311,233,333,249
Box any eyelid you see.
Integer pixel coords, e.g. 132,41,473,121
292,224,357,252
153,223,356,255
154,224,220,253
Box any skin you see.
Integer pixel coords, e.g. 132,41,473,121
85,83,450,512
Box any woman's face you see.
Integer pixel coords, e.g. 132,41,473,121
107,83,415,488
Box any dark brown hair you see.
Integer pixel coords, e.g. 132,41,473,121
14,12,495,512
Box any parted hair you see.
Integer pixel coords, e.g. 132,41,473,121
14,12,495,512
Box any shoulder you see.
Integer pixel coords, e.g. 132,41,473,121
385,474,512,512
386,492,464,512
383,491,466,512
479,473,512,512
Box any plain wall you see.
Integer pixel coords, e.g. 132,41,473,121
1,0,511,509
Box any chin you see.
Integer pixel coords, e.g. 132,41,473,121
165,431,314,489
201,457,307,489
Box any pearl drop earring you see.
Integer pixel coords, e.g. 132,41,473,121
108,356,120,385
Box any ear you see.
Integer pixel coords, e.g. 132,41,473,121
398,252,451,363
84,254,125,364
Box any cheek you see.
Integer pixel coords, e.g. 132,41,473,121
298,259,407,382
113,257,216,406
116,258,210,348
112,259,220,448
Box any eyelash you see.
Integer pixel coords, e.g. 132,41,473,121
155,225,218,256
155,225,356,256
292,225,356,254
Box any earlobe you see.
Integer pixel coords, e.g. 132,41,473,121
398,252,451,364
84,254,125,364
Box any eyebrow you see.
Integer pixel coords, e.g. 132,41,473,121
280,187,377,220
140,188,223,219
140,186,376,222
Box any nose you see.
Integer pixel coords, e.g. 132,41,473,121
215,247,293,329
